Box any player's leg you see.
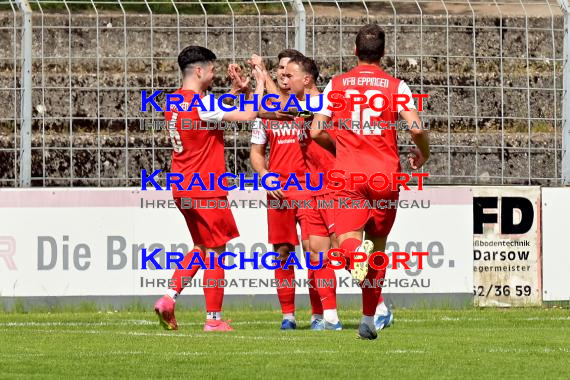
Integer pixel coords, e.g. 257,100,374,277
154,198,208,330
307,261,323,326
202,244,234,332
269,200,305,330
274,242,297,329
308,234,342,330
305,199,341,330
197,203,240,331
356,234,387,340
297,205,326,328
335,189,375,283
334,189,380,338
155,197,239,331
368,236,393,331
154,242,206,330
304,237,324,327
359,187,399,338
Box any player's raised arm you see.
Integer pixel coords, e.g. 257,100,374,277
248,54,295,121
226,66,265,121
225,63,251,103
199,66,266,123
249,54,280,97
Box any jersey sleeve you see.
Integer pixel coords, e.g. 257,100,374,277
198,94,226,121
250,118,267,145
316,80,333,117
397,81,417,113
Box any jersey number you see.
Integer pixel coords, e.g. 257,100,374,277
168,112,184,153
344,89,384,136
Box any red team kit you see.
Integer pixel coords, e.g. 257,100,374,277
153,23,431,340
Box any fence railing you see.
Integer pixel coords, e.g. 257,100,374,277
0,0,567,187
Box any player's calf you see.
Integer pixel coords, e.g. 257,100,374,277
274,244,297,328
308,237,342,330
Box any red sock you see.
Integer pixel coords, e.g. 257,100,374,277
169,247,204,293
362,255,387,316
308,269,323,315
203,255,225,313
275,260,296,314
377,293,384,305
312,261,337,310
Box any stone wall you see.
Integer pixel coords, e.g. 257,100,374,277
0,7,564,185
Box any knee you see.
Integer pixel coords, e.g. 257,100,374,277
277,251,290,262
309,250,323,263
275,244,293,261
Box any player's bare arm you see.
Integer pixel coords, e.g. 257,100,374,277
249,54,282,98
400,109,430,170
310,113,336,154
224,64,251,105
249,143,284,199
247,54,294,121
257,110,296,121
222,66,265,122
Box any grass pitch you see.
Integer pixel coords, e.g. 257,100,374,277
0,307,569,379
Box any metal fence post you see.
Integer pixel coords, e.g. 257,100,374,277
561,0,570,184
16,0,32,187
292,0,306,55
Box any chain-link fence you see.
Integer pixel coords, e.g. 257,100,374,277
0,0,567,187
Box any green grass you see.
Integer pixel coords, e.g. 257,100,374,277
0,308,569,379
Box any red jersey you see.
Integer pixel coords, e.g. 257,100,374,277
164,89,228,199
297,97,335,196
251,118,308,199
320,65,416,178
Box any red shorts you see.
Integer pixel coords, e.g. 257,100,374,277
305,194,335,237
267,197,308,245
334,183,399,237
175,197,239,248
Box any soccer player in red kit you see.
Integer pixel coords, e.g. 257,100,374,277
250,50,315,330
282,55,342,330
311,24,430,340
153,46,266,332
285,55,393,331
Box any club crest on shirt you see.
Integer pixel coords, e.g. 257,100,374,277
170,102,190,112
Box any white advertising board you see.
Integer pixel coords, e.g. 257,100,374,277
0,187,473,297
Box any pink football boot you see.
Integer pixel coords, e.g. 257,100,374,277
154,295,178,330
203,319,234,332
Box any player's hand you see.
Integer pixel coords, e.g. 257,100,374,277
267,189,285,200
260,169,283,199
228,64,250,93
252,65,265,86
408,147,429,170
247,54,267,72
274,110,295,120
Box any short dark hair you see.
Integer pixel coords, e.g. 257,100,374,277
288,55,319,83
355,24,385,63
277,49,304,62
177,46,216,73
